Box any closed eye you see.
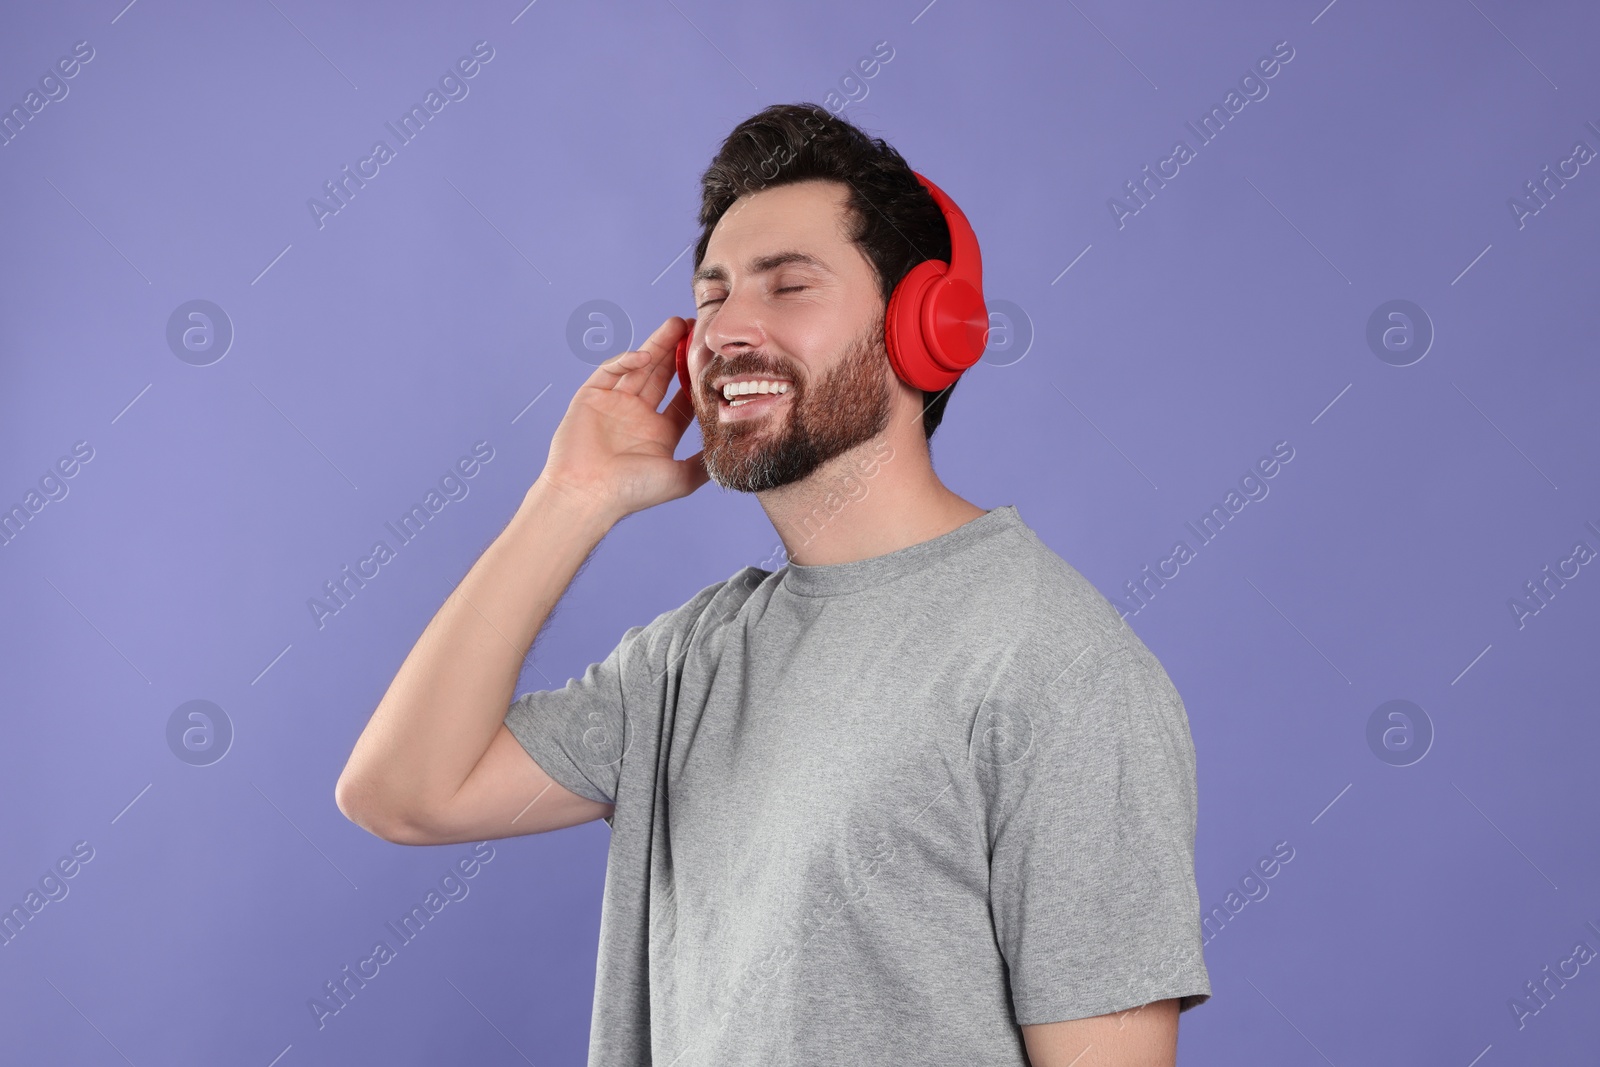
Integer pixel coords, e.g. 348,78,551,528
695,285,808,310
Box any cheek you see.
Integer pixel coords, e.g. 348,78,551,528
789,319,872,378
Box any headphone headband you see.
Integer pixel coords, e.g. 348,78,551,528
911,171,983,300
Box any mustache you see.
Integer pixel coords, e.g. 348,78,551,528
704,355,799,389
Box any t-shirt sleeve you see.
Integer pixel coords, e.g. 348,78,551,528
986,642,1212,1025
502,621,647,807
502,577,732,807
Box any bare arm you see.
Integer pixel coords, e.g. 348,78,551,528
1021,998,1179,1067
335,479,613,844
335,316,707,845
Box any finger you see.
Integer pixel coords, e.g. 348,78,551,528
662,380,699,431
639,317,692,410
613,316,686,399
578,347,640,393
579,316,682,393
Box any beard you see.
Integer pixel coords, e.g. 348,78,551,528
697,315,893,494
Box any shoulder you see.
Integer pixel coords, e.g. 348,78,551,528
700,564,777,619
971,516,1161,681
611,565,776,677
638,564,776,641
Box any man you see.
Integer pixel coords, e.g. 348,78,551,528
336,103,1211,1066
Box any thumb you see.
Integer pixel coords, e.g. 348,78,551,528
679,450,711,494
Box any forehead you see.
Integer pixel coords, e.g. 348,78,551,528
698,179,856,277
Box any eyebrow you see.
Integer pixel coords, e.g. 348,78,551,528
692,250,834,288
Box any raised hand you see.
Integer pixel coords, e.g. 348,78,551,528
536,316,708,522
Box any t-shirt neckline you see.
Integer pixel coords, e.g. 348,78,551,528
778,504,1020,597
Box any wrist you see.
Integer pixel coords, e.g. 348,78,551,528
521,475,622,535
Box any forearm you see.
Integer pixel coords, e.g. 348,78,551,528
336,477,616,830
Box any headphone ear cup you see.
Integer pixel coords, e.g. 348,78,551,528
894,170,987,393
675,317,696,399
885,261,959,392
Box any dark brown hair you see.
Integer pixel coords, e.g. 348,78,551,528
694,103,957,441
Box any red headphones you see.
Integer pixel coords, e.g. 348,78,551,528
674,170,988,399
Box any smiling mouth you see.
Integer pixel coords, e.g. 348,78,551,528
716,388,791,420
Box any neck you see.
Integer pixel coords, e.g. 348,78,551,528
755,417,986,567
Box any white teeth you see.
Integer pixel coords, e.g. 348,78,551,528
722,380,791,400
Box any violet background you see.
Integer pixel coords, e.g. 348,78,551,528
2,0,1597,1063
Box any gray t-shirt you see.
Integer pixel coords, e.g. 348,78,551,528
505,504,1210,1065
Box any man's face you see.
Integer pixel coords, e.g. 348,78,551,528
688,179,895,494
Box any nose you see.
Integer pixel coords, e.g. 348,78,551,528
702,284,769,360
